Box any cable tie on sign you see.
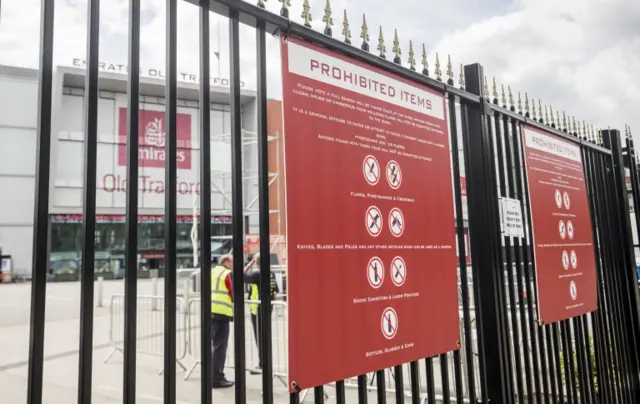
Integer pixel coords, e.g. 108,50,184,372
272,20,293,41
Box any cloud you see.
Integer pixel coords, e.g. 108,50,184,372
0,0,638,140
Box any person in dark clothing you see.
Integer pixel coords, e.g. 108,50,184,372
243,253,279,373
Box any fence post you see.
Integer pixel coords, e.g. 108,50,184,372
602,129,640,398
462,63,512,404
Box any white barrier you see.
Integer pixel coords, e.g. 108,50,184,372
104,294,189,373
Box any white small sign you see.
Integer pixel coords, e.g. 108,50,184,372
500,197,525,238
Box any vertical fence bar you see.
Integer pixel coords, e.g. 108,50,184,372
393,365,404,404
163,0,178,401
198,1,213,402
463,64,510,403
255,18,274,404
357,374,368,404
376,370,387,404
409,362,420,404
229,8,247,403
457,100,478,403
26,1,55,402
314,386,325,404
335,380,346,404
425,358,435,404
77,0,100,400
123,0,141,400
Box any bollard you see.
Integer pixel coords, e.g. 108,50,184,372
96,276,104,308
151,275,159,311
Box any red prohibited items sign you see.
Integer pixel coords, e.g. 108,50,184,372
522,125,597,324
390,256,407,287
388,208,405,237
363,155,380,186
381,307,398,340
386,160,402,189
367,257,385,289
366,206,383,237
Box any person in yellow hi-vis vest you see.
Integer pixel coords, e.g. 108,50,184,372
210,254,235,388
243,253,279,374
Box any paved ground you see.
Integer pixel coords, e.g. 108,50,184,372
0,280,460,403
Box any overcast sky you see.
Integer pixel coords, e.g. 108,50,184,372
1,0,638,142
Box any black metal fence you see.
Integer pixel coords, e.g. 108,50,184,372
24,0,640,403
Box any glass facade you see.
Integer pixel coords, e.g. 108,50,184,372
49,214,240,277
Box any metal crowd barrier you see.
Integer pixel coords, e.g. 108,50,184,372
104,294,189,374
183,298,288,387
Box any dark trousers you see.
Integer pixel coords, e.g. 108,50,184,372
250,306,272,368
211,316,230,382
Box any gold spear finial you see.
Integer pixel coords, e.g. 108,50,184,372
562,111,568,132
524,93,530,117
279,0,291,18
582,121,587,140
538,100,543,123
257,0,267,9
377,27,386,59
392,29,401,64
446,55,454,84
459,64,465,89
342,10,351,44
435,53,442,81
360,14,370,51
517,92,523,114
589,125,595,142
500,84,507,107
572,116,577,136
549,106,555,128
301,0,312,27
421,44,429,76
544,105,550,125
484,77,489,98
322,0,334,36
556,111,561,130
508,86,514,111
492,78,498,103
408,41,416,71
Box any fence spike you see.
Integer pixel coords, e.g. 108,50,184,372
459,64,465,89
538,100,543,123
508,86,514,111
446,55,454,85
435,53,442,81
322,0,334,36
492,78,498,104
598,129,603,145
562,111,568,132
517,92,523,114
421,44,429,76
590,124,595,142
342,9,351,44
572,116,578,136
524,93,530,117
556,111,561,130
483,76,489,98
582,120,587,141
257,0,267,9
500,84,507,107
360,14,370,51
301,0,312,27
377,27,386,59
530,97,536,120
408,41,416,71
392,29,401,64
279,0,291,18
544,105,550,125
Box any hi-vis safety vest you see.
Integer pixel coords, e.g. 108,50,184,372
211,265,233,318
248,276,278,315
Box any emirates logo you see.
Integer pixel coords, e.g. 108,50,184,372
145,118,166,147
